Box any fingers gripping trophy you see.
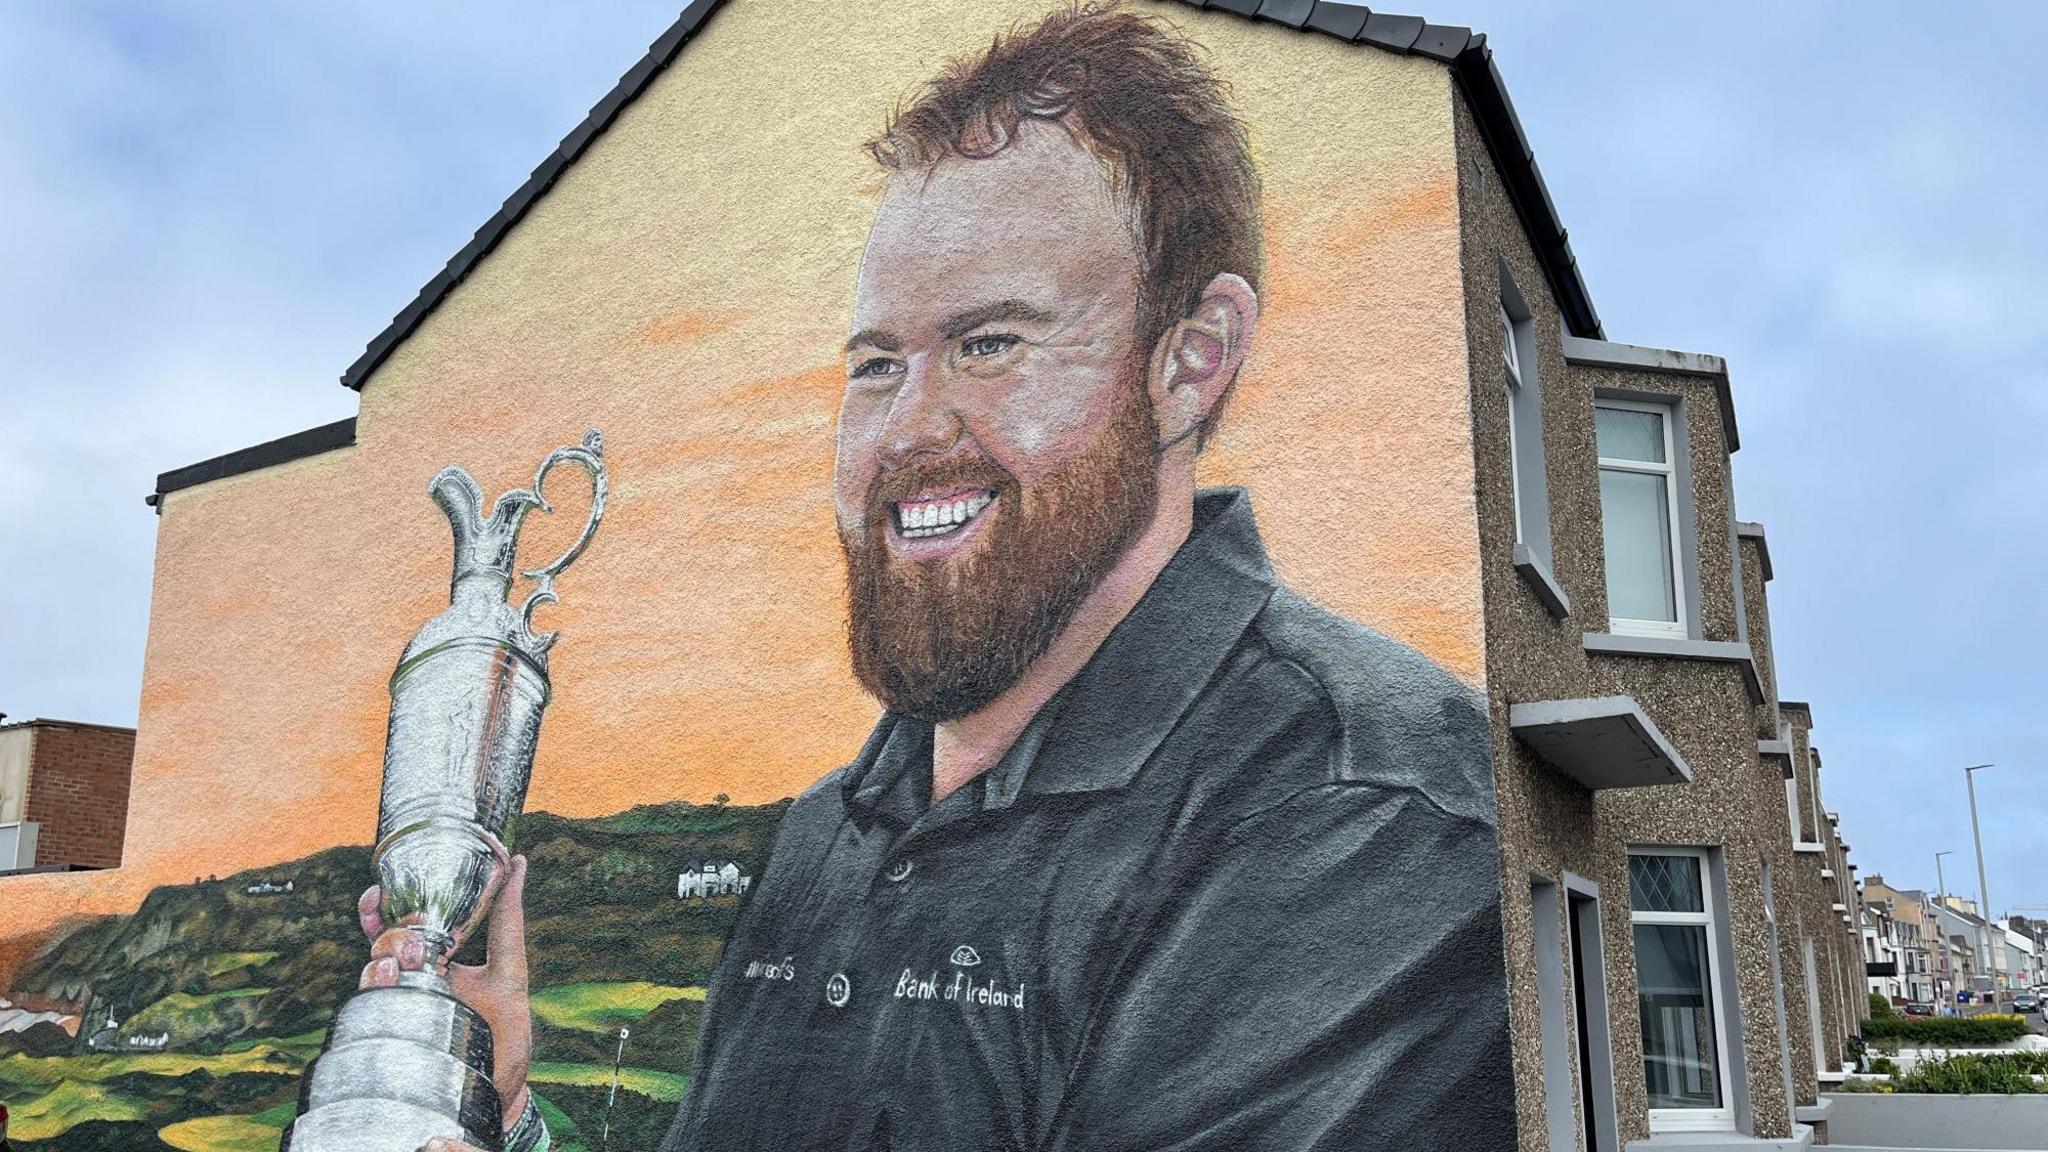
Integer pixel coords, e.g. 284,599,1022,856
284,432,607,1152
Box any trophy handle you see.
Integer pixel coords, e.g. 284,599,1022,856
510,430,609,655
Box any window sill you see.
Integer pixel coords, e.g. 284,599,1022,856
1513,543,1571,619
1794,842,1825,855
1582,632,1764,704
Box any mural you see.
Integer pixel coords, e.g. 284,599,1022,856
0,2,1513,1149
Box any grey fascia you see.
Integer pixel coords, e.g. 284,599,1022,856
1735,520,1773,582
1580,632,1764,704
1513,542,1571,619
1758,736,1794,779
1562,332,1740,454
1509,695,1692,790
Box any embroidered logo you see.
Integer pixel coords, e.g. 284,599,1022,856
742,955,797,983
950,945,982,967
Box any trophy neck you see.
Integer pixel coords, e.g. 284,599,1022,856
395,968,457,997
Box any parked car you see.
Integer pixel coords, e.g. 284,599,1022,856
1904,1002,1937,1018
2013,992,2039,1012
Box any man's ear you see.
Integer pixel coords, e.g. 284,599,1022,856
1148,273,1259,451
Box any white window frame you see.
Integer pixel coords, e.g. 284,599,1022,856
1597,398,1687,639
1785,777,1801,844
1629,847,1735,1133
1501,301,1526,543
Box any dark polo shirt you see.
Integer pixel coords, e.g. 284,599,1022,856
660,488,1514,1151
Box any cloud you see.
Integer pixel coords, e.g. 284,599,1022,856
1,0,2044,907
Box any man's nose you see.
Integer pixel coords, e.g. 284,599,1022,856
877,358,961,468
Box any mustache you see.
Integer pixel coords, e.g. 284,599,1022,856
864,455,1017,518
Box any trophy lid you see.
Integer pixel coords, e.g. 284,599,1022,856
410,430,608,669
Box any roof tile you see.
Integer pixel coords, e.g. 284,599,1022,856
1359,12,1425,51
1411,23,1471,61
1304,1,1371,40
1255,0,1316,27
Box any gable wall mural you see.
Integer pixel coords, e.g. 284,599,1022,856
0,2,1511,1148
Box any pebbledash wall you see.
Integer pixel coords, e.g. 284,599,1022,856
0,3,1509,1149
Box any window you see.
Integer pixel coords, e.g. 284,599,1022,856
1630,849,1733,1131
1500,267,1567,616
1502,302,1526,537
1802,936,1827,1076
1597,401,1685,637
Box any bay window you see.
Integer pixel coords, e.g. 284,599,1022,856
1597,400,1685,637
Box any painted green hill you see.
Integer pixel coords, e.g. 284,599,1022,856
0,798,789,1150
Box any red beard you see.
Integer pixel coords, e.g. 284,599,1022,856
840,387,1159,721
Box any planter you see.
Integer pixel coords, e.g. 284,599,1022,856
1824,1091,2048,1149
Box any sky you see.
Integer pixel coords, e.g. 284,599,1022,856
0,3,2042,913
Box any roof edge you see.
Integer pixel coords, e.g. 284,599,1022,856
0,717,137,736
336,0,1602,395
1563,333,1740,454
1177,1,1602,339
1734,519,1773,582
338,0,729,392
149,417,358,512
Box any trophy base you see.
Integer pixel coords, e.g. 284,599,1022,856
285,980,504,1152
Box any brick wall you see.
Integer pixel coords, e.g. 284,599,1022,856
20,722,135,869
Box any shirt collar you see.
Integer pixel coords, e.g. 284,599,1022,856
845,487,1276,819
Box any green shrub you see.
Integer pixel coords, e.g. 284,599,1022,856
1869,992,1896,1018
1895,1052,2048,1094
1860,1014,2029,1045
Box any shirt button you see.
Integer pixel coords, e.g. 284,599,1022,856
825,972,852,1008
885,858,914,883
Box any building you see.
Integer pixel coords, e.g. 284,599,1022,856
1476,218,1867,1143
1999,925,2036,989
0,3,1882,1149
677,861,751,900
1861,905,1904,1003
1932,898,2004,998
1861,878,1941,1004
0,716,136,873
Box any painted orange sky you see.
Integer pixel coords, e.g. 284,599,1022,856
0,0,1483,966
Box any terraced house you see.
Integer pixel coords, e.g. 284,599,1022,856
0,2,1875,1149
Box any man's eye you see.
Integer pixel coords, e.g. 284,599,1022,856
850,357,905,379
960,334,1020,359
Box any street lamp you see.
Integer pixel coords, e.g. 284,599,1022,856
1965,764,2002,995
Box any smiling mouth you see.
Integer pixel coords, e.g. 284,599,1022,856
893,489,995,539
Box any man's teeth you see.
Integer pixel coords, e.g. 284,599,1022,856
897,492,993,538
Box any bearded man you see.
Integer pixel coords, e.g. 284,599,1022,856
394,6,1512,1150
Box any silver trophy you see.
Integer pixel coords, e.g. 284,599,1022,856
284,431,608,1152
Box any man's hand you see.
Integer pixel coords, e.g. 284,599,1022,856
361,848,535,1135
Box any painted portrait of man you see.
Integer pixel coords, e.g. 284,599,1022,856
376,5,1514,1150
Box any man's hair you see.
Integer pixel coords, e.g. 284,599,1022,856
870,2,1263,447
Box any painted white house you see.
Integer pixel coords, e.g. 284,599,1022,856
678,861,752,899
